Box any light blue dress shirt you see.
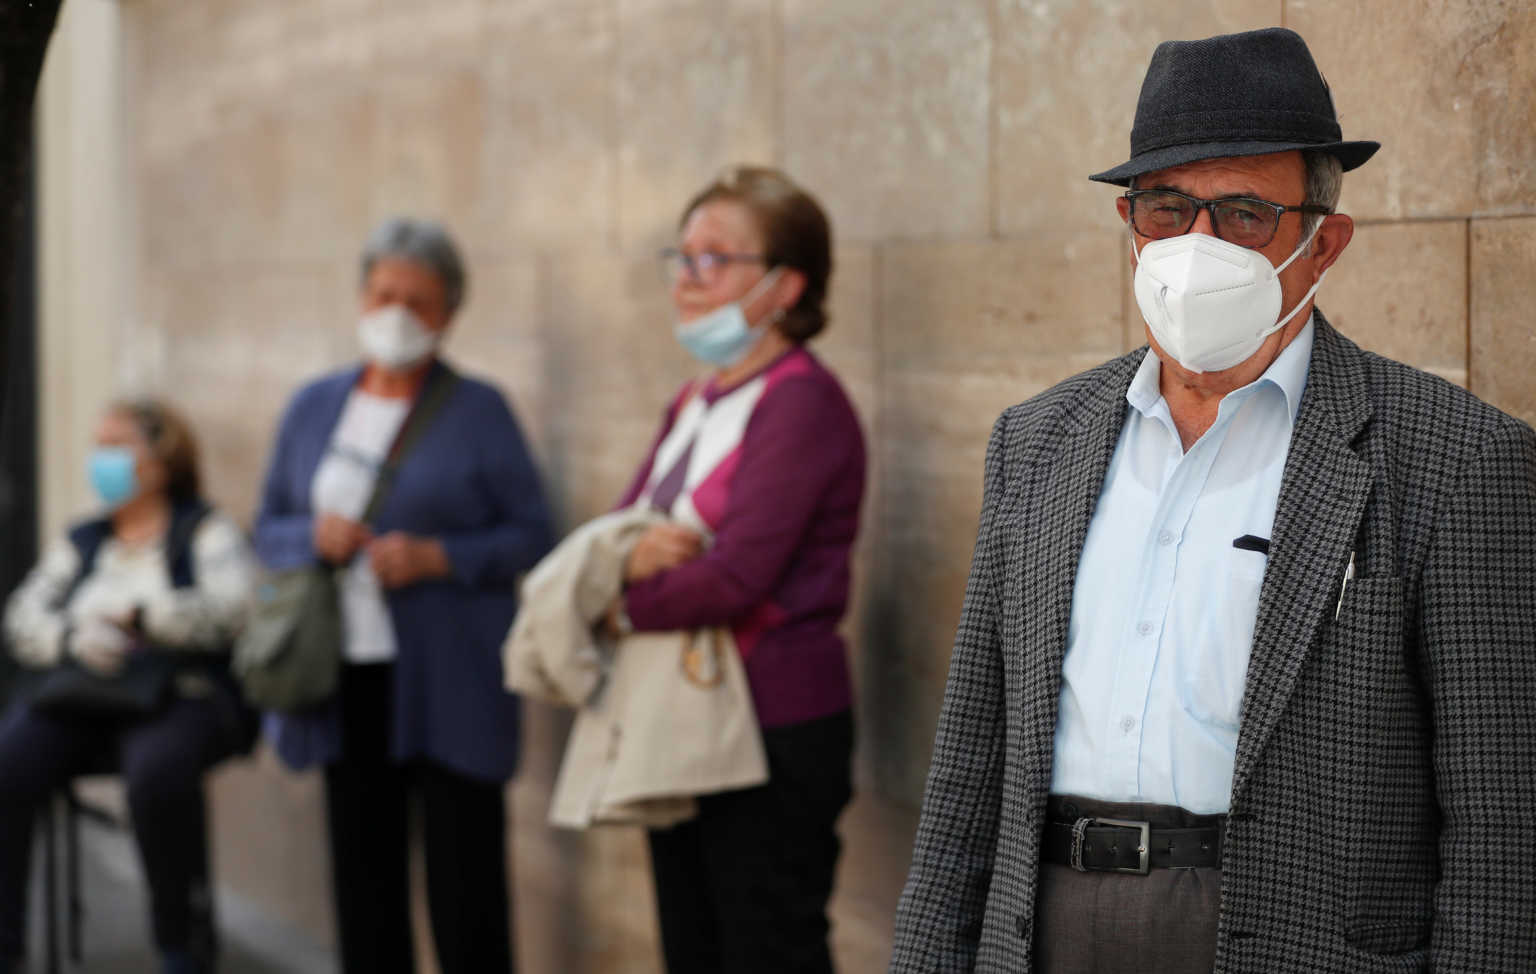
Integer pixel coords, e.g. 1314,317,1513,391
1050,320,1314,814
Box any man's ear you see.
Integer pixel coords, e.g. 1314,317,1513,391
1310,213,1354,275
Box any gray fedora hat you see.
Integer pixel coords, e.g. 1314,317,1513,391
1089,27,1379,186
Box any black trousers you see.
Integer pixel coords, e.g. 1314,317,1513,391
647,709,853,974
323,663,513,974
0,696,235,963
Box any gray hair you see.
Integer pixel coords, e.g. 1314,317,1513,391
1300,150,1343,252
359,217,467,314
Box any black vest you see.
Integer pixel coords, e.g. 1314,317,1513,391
63,500,211,609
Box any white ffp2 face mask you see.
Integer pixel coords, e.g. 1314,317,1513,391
358,304,438,372
1132,226,1326,374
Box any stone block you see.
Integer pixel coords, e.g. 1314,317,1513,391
995,0,1282,236
140,114,287,270
366,71,491,255
445,257,548,451
145,264,353,520
541,251,700,528
1291,0,1536,219
1314,219,1468,385
814,246,880,448
812,246,882,780
1471,217,1536,428
879,234,1126,380
510,702,592,973
872,233,1123,801
831,792,920,965
481,0,617,252
274,94,377,265
209,754,334,947
615,0,777,252
782,0,991,241
368,0,485,71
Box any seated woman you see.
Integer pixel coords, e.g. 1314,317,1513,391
0,399,259,974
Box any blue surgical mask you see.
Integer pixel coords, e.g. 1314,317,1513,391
88,447,139,509
674,268,784,367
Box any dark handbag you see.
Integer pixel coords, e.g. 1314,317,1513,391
233,366,459,713
233,565,342,712
29,651,174,718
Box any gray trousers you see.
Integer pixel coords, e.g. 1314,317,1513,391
1033,796,1222,974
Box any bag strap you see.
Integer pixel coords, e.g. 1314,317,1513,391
360,363,460,525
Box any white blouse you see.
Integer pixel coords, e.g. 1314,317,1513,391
4,511,259,668
310,389,410,664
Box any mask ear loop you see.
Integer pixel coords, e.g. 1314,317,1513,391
1263,217,1330,337
1272,216,1324,276
740,266,786,330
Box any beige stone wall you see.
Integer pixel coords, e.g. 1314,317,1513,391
33,1,1534,970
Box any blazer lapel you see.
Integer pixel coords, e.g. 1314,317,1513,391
1229,315,1373,804
1011,351,1142,795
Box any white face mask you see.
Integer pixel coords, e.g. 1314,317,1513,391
358,304,438,372
1132,224,1326,374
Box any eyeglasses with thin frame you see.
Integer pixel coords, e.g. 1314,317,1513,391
658,248,766,286
1123,189,1332,250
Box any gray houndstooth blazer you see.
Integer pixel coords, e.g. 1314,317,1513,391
889,313,1536,973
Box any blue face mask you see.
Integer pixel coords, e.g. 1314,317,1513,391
674,268,784,367
88,447,139,509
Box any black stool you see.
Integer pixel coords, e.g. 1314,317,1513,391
38,764,123,974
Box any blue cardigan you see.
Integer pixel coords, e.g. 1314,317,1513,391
253,360,553,783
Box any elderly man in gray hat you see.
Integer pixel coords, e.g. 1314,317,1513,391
890,26,1536,974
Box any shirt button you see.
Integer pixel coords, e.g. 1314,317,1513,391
1137,621,1154,636
1157,530,1175,546
1120,716,1136,734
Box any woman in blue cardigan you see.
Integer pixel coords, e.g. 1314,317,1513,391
253,218,552,974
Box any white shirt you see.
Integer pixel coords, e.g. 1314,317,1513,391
312,390,410,664
1050,319,1314,814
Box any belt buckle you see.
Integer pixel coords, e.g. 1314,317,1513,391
1071,817,1150,875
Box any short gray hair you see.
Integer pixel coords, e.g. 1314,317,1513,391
1300,150,1343,252
359,217,467,314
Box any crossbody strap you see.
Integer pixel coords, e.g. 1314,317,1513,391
360,364,461,525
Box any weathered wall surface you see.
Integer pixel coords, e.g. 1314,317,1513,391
34,1,1534,970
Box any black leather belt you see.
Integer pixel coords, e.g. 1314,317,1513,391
1041,816,1225,874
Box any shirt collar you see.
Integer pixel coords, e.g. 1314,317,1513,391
1127,314,1315,425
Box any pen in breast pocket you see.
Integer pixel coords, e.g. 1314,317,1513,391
1334,550,1356,621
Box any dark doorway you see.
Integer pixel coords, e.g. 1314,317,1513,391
0,148,39,700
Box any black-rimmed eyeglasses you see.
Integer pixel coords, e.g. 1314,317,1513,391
658,248,766,286
1124,189,1332,250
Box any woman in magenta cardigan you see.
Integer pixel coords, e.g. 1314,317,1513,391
613,167,865,974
